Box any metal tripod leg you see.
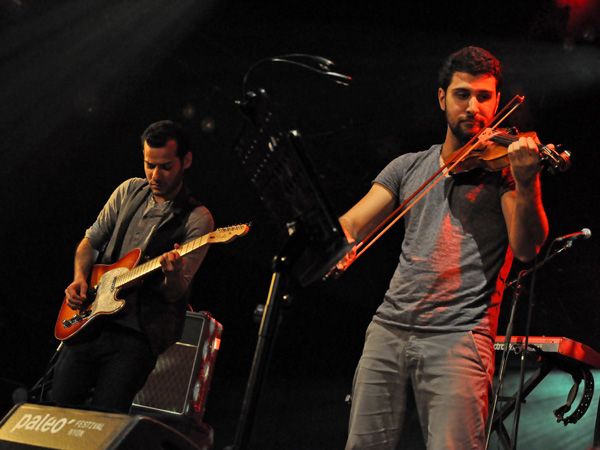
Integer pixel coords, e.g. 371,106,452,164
226,258,290,450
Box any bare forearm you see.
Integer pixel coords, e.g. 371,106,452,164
506,179,549,262
64,238,99,308
339,184,397,242
73,238,99,282
339,215,362,242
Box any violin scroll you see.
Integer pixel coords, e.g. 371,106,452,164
541,144,571,174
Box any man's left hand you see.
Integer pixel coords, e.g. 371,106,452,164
160,244,185,276
507,136,544,187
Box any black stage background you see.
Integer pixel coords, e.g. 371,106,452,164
1,1,599,448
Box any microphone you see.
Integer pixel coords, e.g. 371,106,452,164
555,228,591,243
259,56,352,86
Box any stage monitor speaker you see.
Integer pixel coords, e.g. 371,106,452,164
131,311,222,420
0,403,203,450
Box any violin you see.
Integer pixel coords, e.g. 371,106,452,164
446,127,572,175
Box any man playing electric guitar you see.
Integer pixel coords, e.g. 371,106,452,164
52,120,215,414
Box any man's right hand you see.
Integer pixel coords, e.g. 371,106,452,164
64,279,88,310
336,244,357,272
324,228,357,280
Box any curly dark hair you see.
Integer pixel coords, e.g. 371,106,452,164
438,46,503,93
140,120,190,158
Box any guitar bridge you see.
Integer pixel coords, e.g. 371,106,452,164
61,310,92,328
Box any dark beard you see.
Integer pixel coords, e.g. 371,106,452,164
447,113,484,145
449,123,472,144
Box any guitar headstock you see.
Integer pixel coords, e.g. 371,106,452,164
209,223,251,244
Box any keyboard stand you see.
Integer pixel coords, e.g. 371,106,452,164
489,358,553,449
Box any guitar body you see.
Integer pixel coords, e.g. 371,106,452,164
54,248,142,340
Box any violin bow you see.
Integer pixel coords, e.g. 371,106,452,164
339,95,525,274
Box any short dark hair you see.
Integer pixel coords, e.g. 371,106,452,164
438,46,503,93
140,120,190,158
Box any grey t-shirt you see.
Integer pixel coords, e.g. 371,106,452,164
373,144,515,337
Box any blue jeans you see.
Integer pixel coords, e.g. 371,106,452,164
52,323,157,413
346,321,494,450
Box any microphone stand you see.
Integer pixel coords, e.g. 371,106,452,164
485,238,578,450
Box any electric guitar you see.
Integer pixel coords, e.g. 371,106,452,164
55,224,250,340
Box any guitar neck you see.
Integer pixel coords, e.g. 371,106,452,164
115,233,210,288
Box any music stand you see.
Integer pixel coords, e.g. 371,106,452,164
226,88,352,450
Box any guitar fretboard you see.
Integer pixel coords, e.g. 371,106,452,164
112,225,248,288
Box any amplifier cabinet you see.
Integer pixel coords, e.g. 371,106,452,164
132,311,222,419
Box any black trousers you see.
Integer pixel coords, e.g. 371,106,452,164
52,323,157,413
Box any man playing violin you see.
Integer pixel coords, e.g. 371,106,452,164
342,46,549,449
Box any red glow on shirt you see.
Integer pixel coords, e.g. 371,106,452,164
465,184,484,203
426,213,462,302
